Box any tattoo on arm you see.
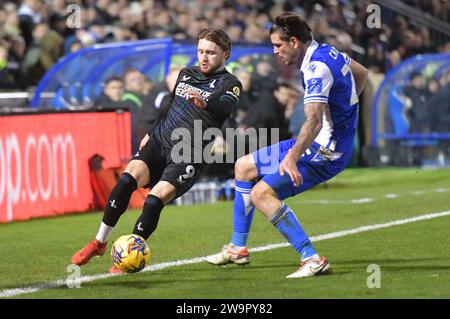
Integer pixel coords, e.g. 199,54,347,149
290,102,326,159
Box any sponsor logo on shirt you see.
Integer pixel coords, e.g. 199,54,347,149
175,82,212,100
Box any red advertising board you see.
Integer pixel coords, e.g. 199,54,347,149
0,111,131,223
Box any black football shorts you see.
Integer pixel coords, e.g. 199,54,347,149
131,137,205,198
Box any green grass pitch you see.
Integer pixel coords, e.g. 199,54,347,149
0,168,449,299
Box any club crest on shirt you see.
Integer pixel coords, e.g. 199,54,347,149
306,78,323,94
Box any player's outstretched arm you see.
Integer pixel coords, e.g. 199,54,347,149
350,59,369,96
279,102,325,186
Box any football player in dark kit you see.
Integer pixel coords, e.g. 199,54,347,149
71,27,242,274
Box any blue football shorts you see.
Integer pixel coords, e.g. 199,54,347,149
252,139,353,200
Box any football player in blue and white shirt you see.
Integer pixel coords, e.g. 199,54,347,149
207,12,368,278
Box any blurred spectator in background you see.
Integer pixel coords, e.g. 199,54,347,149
122,68,145,106
142,77,153,96
68,40,82,53
365,42,389,74
1,4,21,39
231,68,257,127
0,42,12,89
93,76,125,110
426,73,450,132
141,66,182,134
22,22,64,85
241,82,294,144
251,59,278,99
0,36,29,90
227,24,243,42
121,68,146,154
18,0,44,47
403,71,431,133
49,11,69,38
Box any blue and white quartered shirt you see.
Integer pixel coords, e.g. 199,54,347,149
301,40,359,153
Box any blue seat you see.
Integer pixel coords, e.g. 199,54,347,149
52,87,70,109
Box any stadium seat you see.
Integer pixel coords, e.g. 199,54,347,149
389,87,409,135
52,87,71,109
69,82,83,105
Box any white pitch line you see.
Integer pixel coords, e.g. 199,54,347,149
300,187,449,205
1,210,449,298
251,210,450,252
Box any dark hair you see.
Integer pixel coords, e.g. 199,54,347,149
270,12,312,44
123,68,142,78
275,82,295,91
410,71,422,81
105,76,123,85
197,27,231,56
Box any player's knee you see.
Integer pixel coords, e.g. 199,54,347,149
250,183,268,207
235,155,257,181
125,160,150,187
234,158,246,180
149,181,177,204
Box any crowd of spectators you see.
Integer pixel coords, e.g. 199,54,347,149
1,0,448,89
402,70,450,134
0,0,448,165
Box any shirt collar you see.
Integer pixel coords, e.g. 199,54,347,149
300,39,319,72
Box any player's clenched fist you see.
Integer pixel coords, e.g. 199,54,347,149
279,152,303,187
185,89,207,109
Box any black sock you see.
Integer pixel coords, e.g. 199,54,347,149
133,195,164,240
102,173,137,227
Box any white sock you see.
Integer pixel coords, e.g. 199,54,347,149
95,222,114,243
229,243,246,251
303,253,320,262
